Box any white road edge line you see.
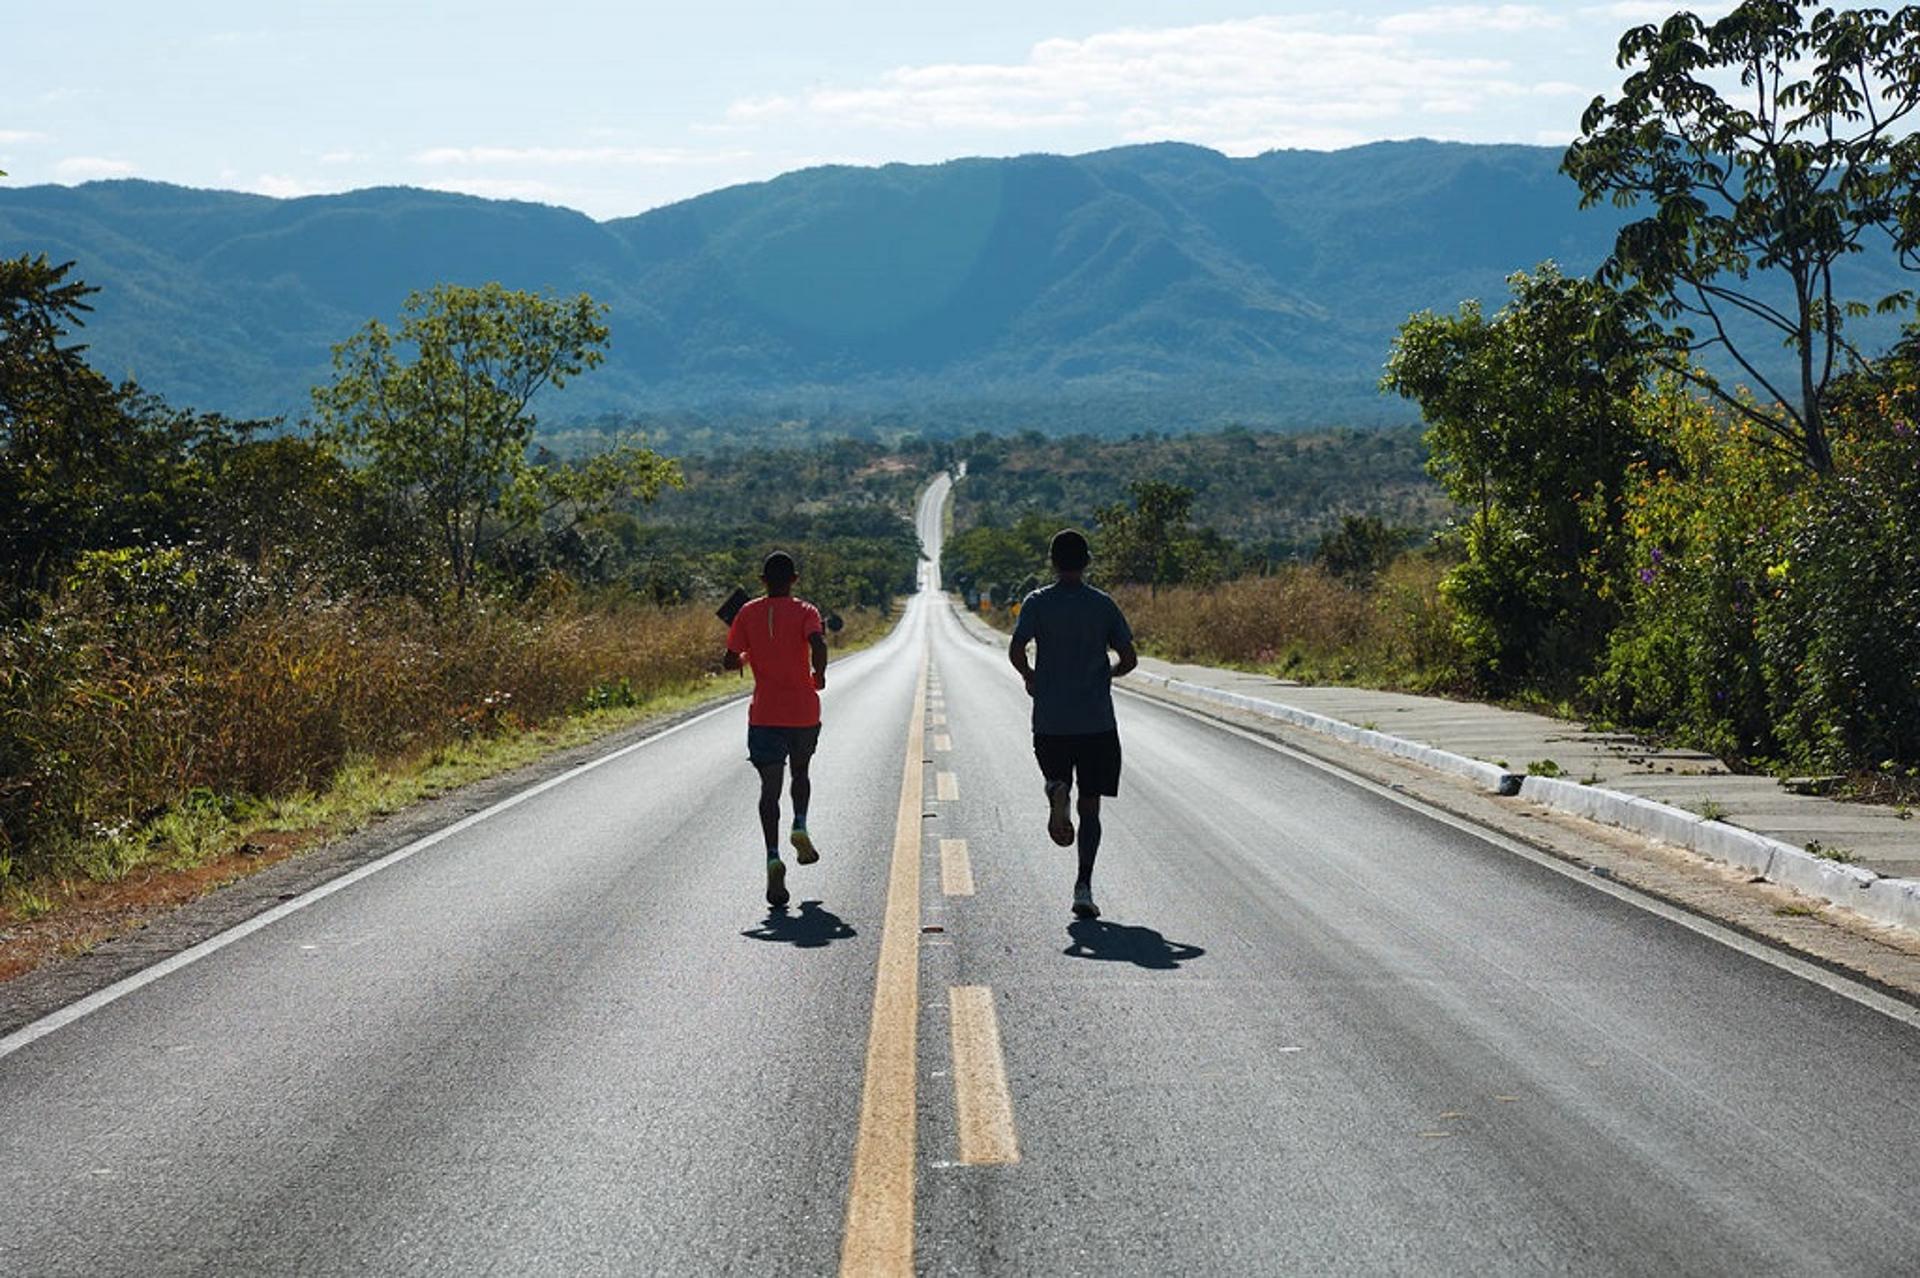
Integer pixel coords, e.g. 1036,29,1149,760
1121,687,1920,1035
0,627,914,1063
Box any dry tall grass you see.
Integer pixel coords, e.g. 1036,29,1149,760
1113,556,1465,688
0,593,727,878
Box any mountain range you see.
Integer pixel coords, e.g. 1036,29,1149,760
3,140,1904,433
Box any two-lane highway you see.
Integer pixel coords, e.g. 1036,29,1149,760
6,474,1920,1275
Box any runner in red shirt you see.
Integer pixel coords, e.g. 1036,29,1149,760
724,551,829,908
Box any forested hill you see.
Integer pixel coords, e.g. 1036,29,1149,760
0,140,1740,429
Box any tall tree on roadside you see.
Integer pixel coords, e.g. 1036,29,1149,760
1564,0,1920,474
1385,264,1659,686
1,256,255,609
314,283,677,601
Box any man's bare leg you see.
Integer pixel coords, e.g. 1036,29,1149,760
788,759,818,863
757,762,785,855
1075,793,1102,887
757,761,790,907
1073,792,1103,918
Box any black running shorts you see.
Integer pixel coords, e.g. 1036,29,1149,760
1032,730,1122,798
747,723,821,768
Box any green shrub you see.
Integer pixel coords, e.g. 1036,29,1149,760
1765,372,1920,768
1595,373,1920,772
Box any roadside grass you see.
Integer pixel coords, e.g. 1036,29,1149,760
1110,558,1467,695
0,603,897,975
974,559,1466,695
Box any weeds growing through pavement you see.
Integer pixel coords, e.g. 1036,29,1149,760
1803,840,1858,864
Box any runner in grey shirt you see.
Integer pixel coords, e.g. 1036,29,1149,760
1009,528,1137,919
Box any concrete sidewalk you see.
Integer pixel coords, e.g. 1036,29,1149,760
1130,653,1920,929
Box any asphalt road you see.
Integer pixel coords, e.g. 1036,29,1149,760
5,476,1920,1276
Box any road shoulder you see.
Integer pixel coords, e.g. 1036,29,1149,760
0,690,746,1039
965,593,1920,1005
1127,678,1920,1006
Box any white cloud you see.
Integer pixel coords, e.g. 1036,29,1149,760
55,156,137,180
1378,6,1566,35
1578,2,1738,21
719,16,1535,154
416,176,575,205
250,174,322,198
317,149,363,165
0,130,47,144
413,145,751,168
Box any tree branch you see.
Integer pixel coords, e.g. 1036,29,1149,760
1684,278,1802,427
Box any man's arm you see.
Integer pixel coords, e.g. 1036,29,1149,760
809,632,829,690
723,647,745,671
1111,637,1138,680
1008,634,1035,696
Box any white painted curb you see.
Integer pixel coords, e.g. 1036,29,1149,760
1130,671,1520,796
1521,775,1920,933
1127,669,1920,934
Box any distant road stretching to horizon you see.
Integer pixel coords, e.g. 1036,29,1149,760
5,476,1920,1275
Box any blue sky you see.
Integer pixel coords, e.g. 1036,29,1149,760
5,2,1742,218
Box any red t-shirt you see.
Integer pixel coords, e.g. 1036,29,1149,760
727,595,824,726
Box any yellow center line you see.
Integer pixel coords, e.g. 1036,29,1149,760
940,839,975,896
949,986,1020,1165
936,772,959,801
839,645,929,1277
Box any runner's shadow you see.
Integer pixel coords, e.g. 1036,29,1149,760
1063,919,1206,970
741,900,858,949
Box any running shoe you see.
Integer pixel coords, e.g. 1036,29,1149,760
790,828,819,865
1072,885,1100,919
766,858,790,908
1046,781,1075,847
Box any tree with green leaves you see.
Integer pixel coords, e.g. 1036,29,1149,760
1,256,260,609
1315,515,1416,586
313,283,678,601
1095,480,1198,593
1088,480,1242,591
1385,264,1661,685
1564,0,1920,474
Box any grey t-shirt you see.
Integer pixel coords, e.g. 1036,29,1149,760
1012,580,1134,736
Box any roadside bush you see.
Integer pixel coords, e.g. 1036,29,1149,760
1767,370,1920,769
1594,376,1920,772
0,586,721,879
1591,390,1795,761
1115,555,1466,691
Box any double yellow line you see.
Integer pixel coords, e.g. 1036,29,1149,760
839,646,1017,1275
840,651,930,1275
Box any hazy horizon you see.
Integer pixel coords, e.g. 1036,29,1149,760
15,133,1573,222
4,1,1753,219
